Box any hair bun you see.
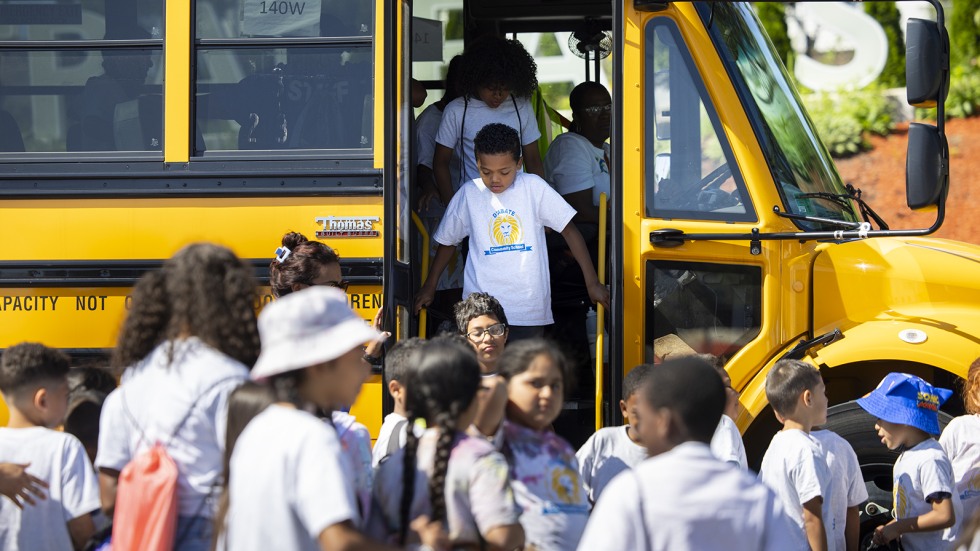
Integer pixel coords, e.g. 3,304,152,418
281,232,309,250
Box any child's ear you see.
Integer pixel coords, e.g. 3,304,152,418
387,380,402,398
802,389,813,408
33,387,47,411
619,399,629,422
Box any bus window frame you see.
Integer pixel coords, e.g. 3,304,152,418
643,17,756,224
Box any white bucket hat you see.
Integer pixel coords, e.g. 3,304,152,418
251,286,382,380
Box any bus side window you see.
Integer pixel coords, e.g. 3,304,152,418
646,260,762,364
644,19,754,223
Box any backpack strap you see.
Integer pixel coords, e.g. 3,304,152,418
386,418,409,457
121,374,243,450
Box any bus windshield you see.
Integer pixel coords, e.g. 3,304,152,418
698,2,860,229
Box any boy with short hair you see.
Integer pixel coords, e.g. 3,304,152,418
416,123,609,341
0,342,100,550
372,337,425,467
858,373,961,550
576,364,652,504
759,359,832,551
577,356,803,550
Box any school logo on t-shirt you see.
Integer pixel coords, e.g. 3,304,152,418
486,209,531,255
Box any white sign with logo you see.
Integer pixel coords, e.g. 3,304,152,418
243,0,322,37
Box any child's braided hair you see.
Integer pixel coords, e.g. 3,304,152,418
398,336,481,543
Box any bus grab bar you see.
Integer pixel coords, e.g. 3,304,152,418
410,211,430,339
595,192,607,432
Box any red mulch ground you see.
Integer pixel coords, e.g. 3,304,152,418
835,117,980,244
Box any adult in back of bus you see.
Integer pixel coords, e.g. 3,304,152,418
95,243,259,551
544,82,611,391
269,231,388,360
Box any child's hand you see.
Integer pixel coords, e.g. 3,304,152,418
872,521,898,546
364,308,390,359
410,514,449,551
587,281,610,310
415,284,436,314
0,462,48,508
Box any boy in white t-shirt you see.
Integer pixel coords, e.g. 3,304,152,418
415,123,609,338
811,429,868,551
577,356,803,551
576,364,652,504
858,372,961,551
373,338,425,467
0,343,100,551
759,359,832,551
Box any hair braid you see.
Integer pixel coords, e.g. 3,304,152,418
398,413,420,545
429,406,459,524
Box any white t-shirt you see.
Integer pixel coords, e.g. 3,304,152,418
759,429,833,547
417,103,461,191
368,429,519,546
332,411,373,525
893,438,962,551
577,442,805,551
494,420,589,551
372,412,408,468
433,172,576,326
95,338,248,517
811,430,868,551
710,415,748,470
435,95,541,185
941,414,980,523
575,425,648,504
0,427,101,551
544,132,610,207
224,405,358,551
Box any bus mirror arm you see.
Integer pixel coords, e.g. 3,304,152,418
648,198,947,250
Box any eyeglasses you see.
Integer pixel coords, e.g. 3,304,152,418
582,104,612,116
466,323,507,342
320,280,349,292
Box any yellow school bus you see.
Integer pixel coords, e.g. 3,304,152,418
2,0,978,529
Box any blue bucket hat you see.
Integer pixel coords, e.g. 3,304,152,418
856,372,953,435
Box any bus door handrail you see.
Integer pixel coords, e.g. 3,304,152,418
595,192,607,431
410,211,430,339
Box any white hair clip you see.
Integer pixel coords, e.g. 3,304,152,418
275,246,292,263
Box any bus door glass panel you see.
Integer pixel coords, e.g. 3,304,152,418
0,0,163,154
645,260,761,364
193,0,373,154
644,19,754,222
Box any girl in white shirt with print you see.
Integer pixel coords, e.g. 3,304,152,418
369,337,524,550
495,339,590,551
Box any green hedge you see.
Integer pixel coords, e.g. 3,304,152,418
804,88,897,157
951,0,980,67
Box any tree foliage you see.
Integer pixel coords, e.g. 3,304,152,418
865,2,905,88
755,3,793,69
951,0,980,67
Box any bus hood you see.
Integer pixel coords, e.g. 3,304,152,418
810,237,980,372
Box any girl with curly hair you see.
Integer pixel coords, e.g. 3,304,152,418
432,35,543,205
96,243,260,551
367,336,524,550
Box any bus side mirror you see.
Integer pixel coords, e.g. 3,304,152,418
906,18,946,108
906,122,946,210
